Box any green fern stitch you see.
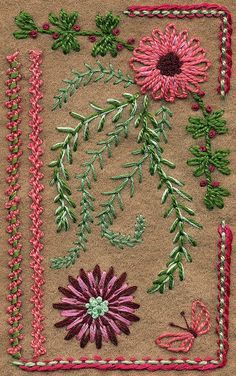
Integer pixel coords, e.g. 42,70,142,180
50,94,146,268
135,96,202,294
101,215,146,249
13,10,135,56
49,93,139,232
50,92,202,292
52,62,135,110
187,94,231,210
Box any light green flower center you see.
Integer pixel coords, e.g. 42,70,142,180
85,296,109,319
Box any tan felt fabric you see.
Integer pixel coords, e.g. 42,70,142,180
0,0,235,375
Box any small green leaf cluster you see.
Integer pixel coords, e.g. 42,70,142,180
187,94,231,210
13,10,135,56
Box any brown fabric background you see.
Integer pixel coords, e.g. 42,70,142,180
0,0,235,375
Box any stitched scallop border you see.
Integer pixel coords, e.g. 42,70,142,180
12,221,233,371
123,3,232,97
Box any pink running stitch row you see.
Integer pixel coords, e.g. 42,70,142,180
28,50,46,359
124,3,232,97
13,221,233,371
5,51,23,360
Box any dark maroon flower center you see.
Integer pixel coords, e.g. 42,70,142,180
157,52,183,76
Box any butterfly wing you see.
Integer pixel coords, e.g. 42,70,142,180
156,332,195,353
191,300,211,336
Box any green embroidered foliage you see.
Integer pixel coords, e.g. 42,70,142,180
50,181,95,269
97,153,148,241
187,94,231,210
52,62,135,110
133,96,202,294
101,214,146,249
49,93,140,232
13,10,135,56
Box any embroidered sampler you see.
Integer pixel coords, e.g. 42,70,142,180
0,1,235,375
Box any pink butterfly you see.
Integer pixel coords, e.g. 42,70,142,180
155,300,211,353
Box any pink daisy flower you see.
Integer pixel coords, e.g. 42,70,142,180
53,265,139,349
130,24,211,103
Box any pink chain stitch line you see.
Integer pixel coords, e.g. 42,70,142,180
13,221,233,371
28,50,46,359
5,51,24,359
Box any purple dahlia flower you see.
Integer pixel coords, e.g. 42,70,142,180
53,265,140,349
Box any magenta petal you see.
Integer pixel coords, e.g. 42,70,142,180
54,316,76,328
52,302,80,310
107,325,118,346
95,325,102,349
109,286,137,302
64,323,83,340
58,286,77,299
115,320,130,335
93,264,101,282
80,331,90,348
104,267,114,286
105,272,127,299
68,275,86,296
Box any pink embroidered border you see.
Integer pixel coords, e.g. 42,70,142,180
28,50,46,358
124,3,232,97
13,221,233,371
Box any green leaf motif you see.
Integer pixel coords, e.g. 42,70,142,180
187,94,231,210
13,10,134,56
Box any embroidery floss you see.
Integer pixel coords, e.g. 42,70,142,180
12,222,234,371
53,265,140,348
156,300,211,352
13,10,135,56
187,94,230,209
124,3,233,97
28,50,46,358
5,51,23,360
130,24,211,102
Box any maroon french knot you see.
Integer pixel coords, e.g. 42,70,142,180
200,180,208,187
157,52,183,77
73,25,81,32
117,43,124,51
88,35,96,43
42,23,50,30
29,30,38,38
52,33,60,40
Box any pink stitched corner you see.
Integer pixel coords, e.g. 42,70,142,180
28,50,46,359
18,222,233,371
125,3,232,97
5,51,23,359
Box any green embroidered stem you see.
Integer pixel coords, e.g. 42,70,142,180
49,93,139,232
135,96,202,294
97,153,148,240
52,62,135,110
50,181,95,269
101,214,146,249
187,94,230,210
13,10,135,56
51,96,140,266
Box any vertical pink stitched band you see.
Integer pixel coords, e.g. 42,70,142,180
28,50,46,358
5,51,23,359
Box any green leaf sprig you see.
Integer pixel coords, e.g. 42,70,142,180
49,93,139,232
135,96,202,294
13,10,135,55
52,61,135,110
187,94,231,209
